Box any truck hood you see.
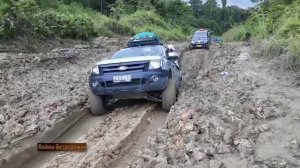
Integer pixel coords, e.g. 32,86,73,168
96,56,162,65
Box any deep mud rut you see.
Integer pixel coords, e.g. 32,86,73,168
0,37,129,168
24,101,167,168
1,39,299,168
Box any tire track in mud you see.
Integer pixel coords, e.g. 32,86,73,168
108,47,212,168
179,48,211,82
100,106,168,168
20,100,165,168
21,112,104,168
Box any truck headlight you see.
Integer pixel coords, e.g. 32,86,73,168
149,60,161,69
92,81,99,87
91,66,99,75
191,41,195,44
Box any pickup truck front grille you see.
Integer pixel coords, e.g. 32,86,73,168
104,78,147,87
100,61,149,74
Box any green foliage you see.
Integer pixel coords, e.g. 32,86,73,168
226,0,300,70
120,11,169,30
35,0,59,8
278,16,300,37
109,0,249,36
0,0,193,40
245,0,300,38
120,10,187,41
0,0,251,41
287,35,300,70
63,0,116,14
103,19,133,36
154,0,194,26
190,0,203,17
190,0,250,35
32,8,96,38
222,25,247,42
0,0,37,39
110,0,153,18
0,0,11,16
0,0,113,39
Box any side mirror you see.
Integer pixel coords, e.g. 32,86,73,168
168,52,179,60
166,48,172,53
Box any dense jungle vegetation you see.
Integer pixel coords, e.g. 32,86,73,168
0,0,249,40
224,0,300,70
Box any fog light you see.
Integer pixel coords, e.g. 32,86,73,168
92,81,99,87
150,75,159,82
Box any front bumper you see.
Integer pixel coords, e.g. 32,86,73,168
191,43,208,48
89,70,168,96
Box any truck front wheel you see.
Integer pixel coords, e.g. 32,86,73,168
206,44,210,50
162,78,176,112
89,90,106,116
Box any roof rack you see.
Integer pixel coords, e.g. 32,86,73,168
127,32,163,47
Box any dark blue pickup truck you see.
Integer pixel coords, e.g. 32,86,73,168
190,29,212,50
89,32,182,115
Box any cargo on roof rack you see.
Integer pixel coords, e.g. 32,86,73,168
127,32,163,47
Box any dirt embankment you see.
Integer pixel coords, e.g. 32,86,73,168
128,44,300,168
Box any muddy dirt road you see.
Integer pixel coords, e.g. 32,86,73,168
0,38,187,168
128,44,300,168
0,37,127,168
1,39,299,168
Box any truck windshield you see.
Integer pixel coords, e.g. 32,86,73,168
112,46,164,59
193,31,207,40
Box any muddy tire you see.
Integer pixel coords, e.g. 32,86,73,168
206,45,210,50
162,78,176,112
89,90,106,116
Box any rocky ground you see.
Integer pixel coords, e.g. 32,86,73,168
128,44,300,168
0,38,299,168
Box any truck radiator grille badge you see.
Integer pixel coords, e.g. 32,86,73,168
118,66,128,71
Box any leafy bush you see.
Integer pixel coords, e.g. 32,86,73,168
287,36,300,70
225,0,300,70
35,0,59,8
278,16,300,37
134,25,185,41
222,25,246,42
0,0,11,16
103,19,134,36
121,10,169,30
120,10,187,40
0,1,112,39
0,0,191,41
32,9,97,38
30,3,107,38
0,0,38,39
